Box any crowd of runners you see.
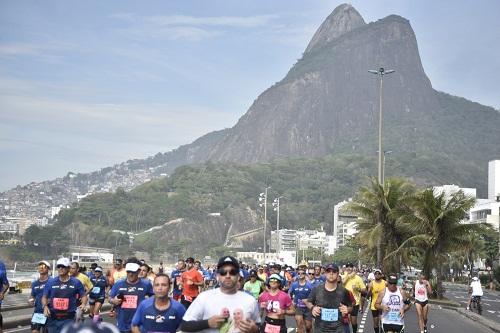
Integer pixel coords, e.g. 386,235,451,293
2,256,483,333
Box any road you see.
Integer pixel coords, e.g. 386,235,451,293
4,304,496,333
444,282,500,323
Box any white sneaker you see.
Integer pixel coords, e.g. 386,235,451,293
466,306,470,310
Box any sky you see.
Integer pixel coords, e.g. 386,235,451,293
1,0,499,191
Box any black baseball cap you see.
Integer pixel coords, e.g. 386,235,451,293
325,263,339,272
217,255,240,271
185,257,195,263
387,274,398,284
346,262,354,268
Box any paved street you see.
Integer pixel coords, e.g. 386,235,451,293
444,282,500,324
5,304,498,333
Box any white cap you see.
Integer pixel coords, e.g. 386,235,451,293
56,258,70,267
125,263,140,272
472,277,478,281
94,267,103,272
38,260,51,268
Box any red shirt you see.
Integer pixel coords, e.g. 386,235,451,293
181,268,203,298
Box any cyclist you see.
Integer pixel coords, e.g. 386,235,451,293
375,274,411,333
414,273,432,333
467,276,483,312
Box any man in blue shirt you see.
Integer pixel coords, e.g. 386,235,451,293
0,259,10,333
109,260,154,333
170,260,185,302
131,274,185,333
42,257,87,333
289,268,313,333
30,260,51,333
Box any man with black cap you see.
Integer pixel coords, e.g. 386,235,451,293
340,263,366,333
109,259,154,333
304,263,352,333
375,273,411,333
180,255,261,333
181,257,204,309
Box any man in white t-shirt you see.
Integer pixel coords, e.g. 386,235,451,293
466,277,483,310
180,255,260,333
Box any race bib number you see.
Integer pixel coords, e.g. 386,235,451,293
32,313,47,324
297,299,306,308
121,295,138,309
92,287,101,294
264,323,281,333
417,288,425,295
321,308,338,322
388,311,400,321
53,297,69,311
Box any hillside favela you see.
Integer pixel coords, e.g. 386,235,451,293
0,2,499,333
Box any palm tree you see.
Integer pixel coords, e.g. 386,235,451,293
389,188,479,298
348,177,415,272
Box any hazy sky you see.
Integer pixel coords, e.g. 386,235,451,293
1,0,499,191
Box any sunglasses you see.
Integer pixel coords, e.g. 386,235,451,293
56,265,68,269
298,272,306,275
269,279,280,283
218,268,238,276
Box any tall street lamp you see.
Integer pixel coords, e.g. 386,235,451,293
259,187,270,262
272,196,283,252
368,67,395,185
382,150,393,184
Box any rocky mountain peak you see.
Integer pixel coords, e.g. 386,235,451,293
305,3,365,53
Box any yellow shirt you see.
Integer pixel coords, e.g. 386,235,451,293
370,279,386,310
113,269,127,284
76,273,93,293
341,273,366,305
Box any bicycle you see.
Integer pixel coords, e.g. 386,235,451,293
471,295,482,315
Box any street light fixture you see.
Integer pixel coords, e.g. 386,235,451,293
258,187,270,262
368,67,395,185
272,196,283,252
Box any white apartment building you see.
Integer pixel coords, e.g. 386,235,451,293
489,160,500,200
333,199,358,250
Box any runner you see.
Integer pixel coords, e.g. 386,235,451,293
375,274,411,333
243,270,264,300
259,273,294,333
341,263,366,333
111,259,127,285
109,259,154,333
289,268,313,333
413,273,432,333
87,263,98,279
42,257,87,333
0,259,9,333
180,255,261,333
310,265,326,289
131,274,186,333
70,261,93,322
368,268,386,333
89,266,108,323
180,257,204,309
303,263,352,333
171,260,186,301
29,260,51,333
257,267,267,282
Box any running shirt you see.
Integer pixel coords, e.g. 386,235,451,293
307,284,352,333
414,280,429,302
42,276,86,316
470,280,483,296
289,280,313,308
109,279,154,331
340,273,366,305
89,276,108,300
31,278,49,313
243,280,263,300
259,290,292,314
131,297,185,333
311,275,326,289
170,269,183,298
370,279,386,310
380,287,404,326
183,288,261,333
76,272,94,293
113,269,127,284
181,269,203,299
0,261,8,305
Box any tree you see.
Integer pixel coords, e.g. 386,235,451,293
348,177,415,272
390,189,478,298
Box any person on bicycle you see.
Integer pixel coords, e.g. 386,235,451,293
467,276,483,311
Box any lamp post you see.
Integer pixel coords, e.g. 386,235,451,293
368,67,395,185
259,187,270,263
382,150,393,184
272,196,283,253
